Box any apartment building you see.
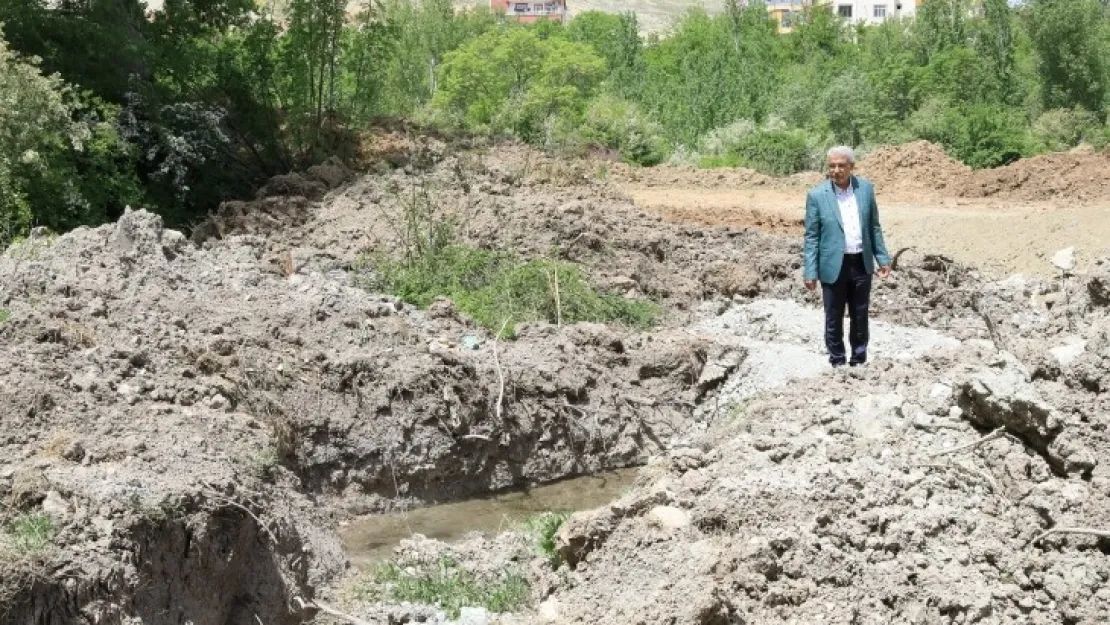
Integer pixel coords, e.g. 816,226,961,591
489,0,568,24
768,0,922,33
824,0,921,24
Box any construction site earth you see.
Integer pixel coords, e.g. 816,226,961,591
3,131,1110,625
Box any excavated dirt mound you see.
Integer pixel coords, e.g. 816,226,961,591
859,141,1110,203
857,141,974,195
352,266,1110,625
610,162,823,192
961,150,1110,203
6,135,1108,624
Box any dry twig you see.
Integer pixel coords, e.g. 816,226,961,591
493,318,509,423
929,427,1008,458
550,266,563,327
201,490,279,545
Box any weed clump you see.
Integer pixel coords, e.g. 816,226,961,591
524,511,568,564
4,513,54,555
364,245,658,336
360,556,530,618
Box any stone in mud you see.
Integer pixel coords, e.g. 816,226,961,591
954,355,1094,475
701,261,760,298
555,508,618,567
647,505,691,530
9,467,49,509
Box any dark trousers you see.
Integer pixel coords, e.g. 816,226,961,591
821,253,871,366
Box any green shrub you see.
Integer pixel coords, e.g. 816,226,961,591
0,309,10,324
524,512,568,563
370,556,530,618
696,119,757,157
1031,107,1101,151
912,101,1030,169
732,129,811,175
368,245,659,336
576,94,669,166
7,514,54,555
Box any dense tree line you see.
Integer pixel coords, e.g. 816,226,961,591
0,0,1108,244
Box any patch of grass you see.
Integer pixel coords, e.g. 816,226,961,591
727,400,748,421
365,245,659,335
4,231,58,260
697,154,744,169
6,514,54,555
246,447,280,481
366,556,530,618
524,512,568,563
0,308,9,324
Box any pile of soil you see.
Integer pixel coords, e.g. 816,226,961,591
857,141,973,194
610,162,822,192
359,265,1110,625
858,141,1110,204
961,150,1110,203
6,134,1107,624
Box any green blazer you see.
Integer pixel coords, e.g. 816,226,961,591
803,176,892,285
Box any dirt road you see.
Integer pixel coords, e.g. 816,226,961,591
621,185,1110,278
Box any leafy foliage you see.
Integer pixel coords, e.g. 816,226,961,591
366,556,531,618
370,245,658,335
524,511,568,563
1,0,1108,245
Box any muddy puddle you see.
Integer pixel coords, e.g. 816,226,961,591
340,468,639,568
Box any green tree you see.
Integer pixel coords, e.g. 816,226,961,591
1024,0,1108,116
0,34,140,244
434,27,605,139
637,6,779,145
566,10,644,96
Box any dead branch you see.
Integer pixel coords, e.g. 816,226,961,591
552,267,562,327
201,490,279,545
461,434,491,441
917,462,1009,503
891,246,917,271
929,428,1008,458
971,292,1006,351
493,319,509,423
294,597,373,625
1031,527,1110,546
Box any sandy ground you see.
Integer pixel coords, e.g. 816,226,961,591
621,185,1110,278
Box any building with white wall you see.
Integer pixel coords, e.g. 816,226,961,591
824,0,921,24
767,0,922,33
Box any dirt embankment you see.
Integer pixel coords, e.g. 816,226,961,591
3,133,1109,624
357,259,1110,625
858,141,1110,204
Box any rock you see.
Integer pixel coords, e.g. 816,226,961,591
59,438,85,463
1051,247,1076,272
701,261,760,298
456,606,490,625
426,298,459,320
1049,338,1087,367
537,598,563,623
555,508,618,567
647,505,691,530
208,394,230,411
10,468,49,509
955,355,1092,475
41,490,70,521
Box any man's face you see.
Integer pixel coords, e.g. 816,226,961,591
827,155,853,187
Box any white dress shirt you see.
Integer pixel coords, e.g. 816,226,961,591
834,183,863,254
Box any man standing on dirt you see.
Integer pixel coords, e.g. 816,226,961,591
803,146,892,367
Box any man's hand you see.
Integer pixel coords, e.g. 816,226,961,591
877,265,892,279
805,279,817,291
